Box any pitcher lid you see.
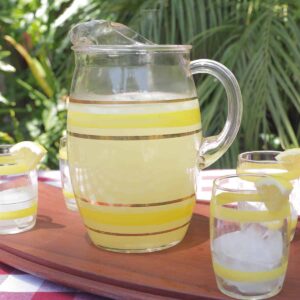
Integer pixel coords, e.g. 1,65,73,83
69,20,192,53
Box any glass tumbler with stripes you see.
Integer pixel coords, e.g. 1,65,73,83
210,174,290,300
237,150,299,241
0,145,38,234
67,29,242,253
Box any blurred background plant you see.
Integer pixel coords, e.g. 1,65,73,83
0,0,300,168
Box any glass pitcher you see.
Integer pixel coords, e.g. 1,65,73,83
67,43,242,253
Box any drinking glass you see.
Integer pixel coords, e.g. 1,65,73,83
0,145,38,234
59,136,77,211
210,174,290,300
237,151,299,240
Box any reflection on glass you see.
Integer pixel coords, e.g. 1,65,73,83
59,136,77,211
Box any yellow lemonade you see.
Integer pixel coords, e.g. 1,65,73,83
67,92,202,252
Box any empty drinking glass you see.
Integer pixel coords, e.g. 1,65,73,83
59,136,77,211
210,174,290,299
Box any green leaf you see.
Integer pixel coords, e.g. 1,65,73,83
0,131,14,144
0,50,11,59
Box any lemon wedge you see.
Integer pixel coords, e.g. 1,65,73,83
276,148,300,180
255,176,292,211
275,148,300,180
10,141,47,170
276,148,300,164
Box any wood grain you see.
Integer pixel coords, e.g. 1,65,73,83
0,183,299,299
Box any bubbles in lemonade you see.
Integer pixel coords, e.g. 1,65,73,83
67,92,201,252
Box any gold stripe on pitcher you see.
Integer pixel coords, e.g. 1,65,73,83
68,128,201,141
85,221,190,236
77,193,195,207
79,201,194,226
84,215,191,234
68,108,200,129
69,96,198,105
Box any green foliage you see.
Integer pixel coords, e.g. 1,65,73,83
0,0,75,168
128,0,300,167
0,0,300,169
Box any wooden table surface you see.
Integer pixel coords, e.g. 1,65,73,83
0,183,299,299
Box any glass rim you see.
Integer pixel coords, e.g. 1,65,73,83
0,144,13,157
238,150,282,164
213,173,269,193
72,44,192,53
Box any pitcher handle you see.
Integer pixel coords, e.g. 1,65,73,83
190,59,243,169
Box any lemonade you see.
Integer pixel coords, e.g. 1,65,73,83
67,92,201,252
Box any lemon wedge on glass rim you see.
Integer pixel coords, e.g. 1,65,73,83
255,176,292,211
276,148,300,164
275,148,300,180
10,141,47,171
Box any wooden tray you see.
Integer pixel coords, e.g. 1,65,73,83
0,183,300,299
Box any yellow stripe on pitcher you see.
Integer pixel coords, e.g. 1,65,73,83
0,202,37,220
83,214,191,234
68,108,200,129
213,260,288,282
86,222,190,251
79,201,194,226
